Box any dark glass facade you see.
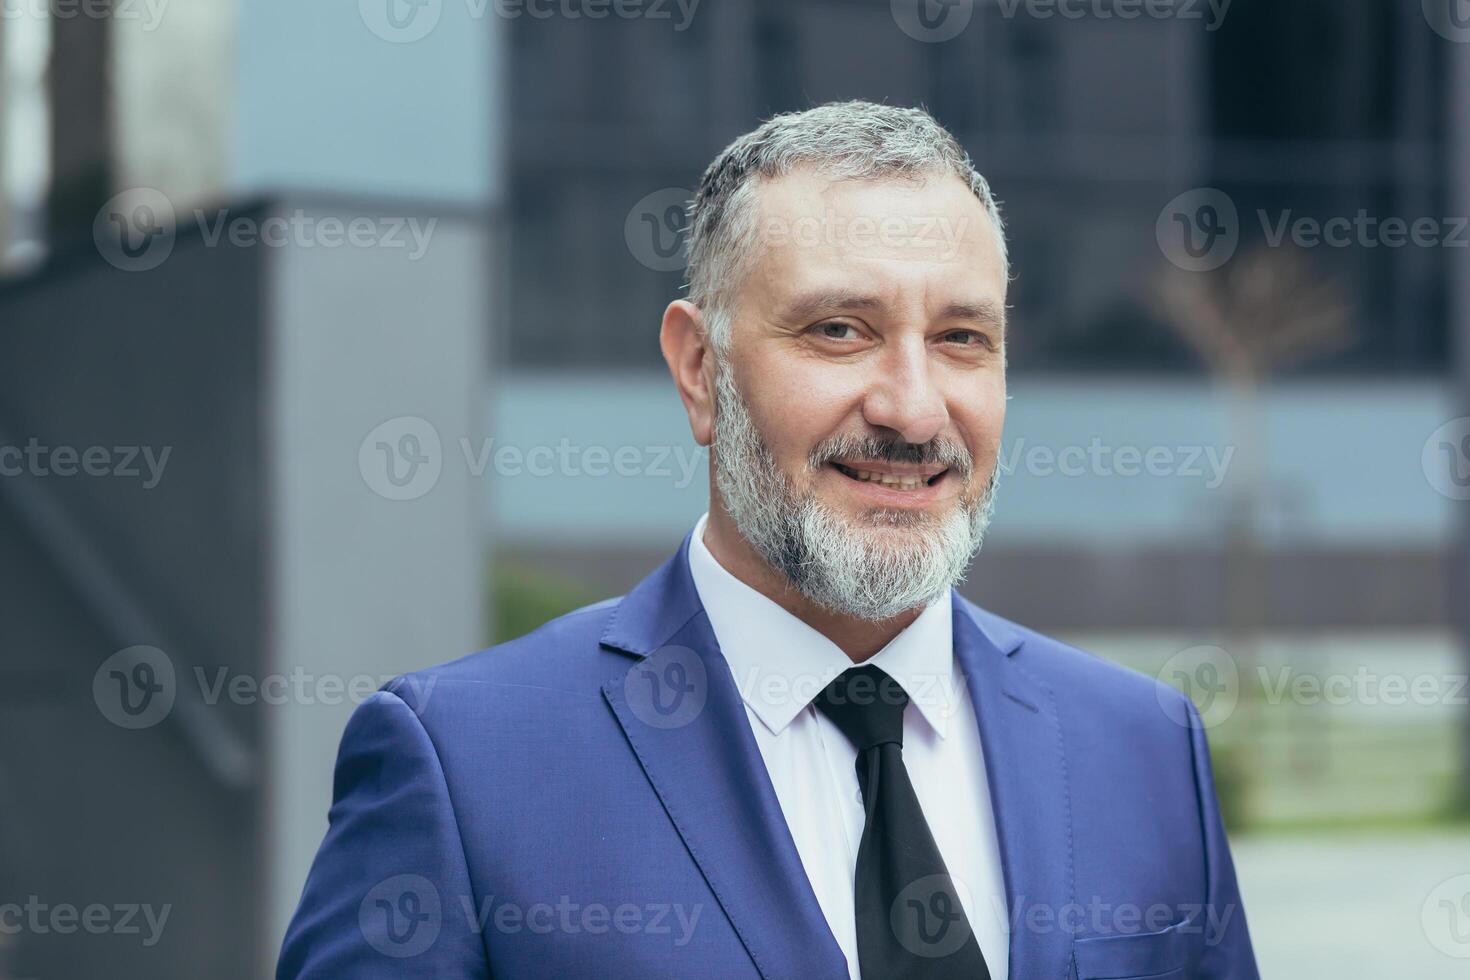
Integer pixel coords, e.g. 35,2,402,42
506,0,1448,374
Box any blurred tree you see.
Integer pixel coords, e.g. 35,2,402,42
492,559,603,645
1152,244,1356,822
1451,41,1470,816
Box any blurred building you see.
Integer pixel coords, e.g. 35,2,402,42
507,0,1448,373
1,4,497,979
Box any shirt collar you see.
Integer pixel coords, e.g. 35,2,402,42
686,512,959,739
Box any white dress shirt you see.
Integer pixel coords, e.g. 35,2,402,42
686,513,1010,980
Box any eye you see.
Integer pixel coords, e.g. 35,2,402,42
812,321,861,341
942,329,994,349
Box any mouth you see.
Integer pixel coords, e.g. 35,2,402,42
829,460,950,492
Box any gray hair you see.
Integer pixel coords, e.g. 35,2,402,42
685,100,1008,353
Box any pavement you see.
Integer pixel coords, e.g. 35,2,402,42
1233,830,1470,978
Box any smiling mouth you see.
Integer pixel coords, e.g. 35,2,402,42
831,462,949,491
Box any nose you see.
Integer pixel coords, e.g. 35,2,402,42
859,337,948,446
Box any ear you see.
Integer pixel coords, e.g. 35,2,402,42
660,299,715,447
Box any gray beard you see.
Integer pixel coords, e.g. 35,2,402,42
710,358,998,622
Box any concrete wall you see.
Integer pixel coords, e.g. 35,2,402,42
262,199,489,956
0,196,489,980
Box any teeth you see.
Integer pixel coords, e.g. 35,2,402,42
849,468,926,490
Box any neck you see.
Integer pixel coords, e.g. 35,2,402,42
701,502,924,663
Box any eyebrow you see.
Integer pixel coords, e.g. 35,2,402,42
779,290,884,323
778,290,1008,333
940,301,1008,333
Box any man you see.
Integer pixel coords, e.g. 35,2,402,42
279,101,1257,979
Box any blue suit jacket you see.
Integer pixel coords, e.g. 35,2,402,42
279,533,1258,979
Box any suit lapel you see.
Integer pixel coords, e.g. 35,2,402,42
600,534,849,980
953,599,1075,980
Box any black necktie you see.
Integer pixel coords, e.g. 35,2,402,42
814,665,992,980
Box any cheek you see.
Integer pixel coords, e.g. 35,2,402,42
750,363,862,458
951,389,1006,467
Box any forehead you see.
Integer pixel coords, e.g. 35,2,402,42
741,169,1007,316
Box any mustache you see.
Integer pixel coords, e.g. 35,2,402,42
808,433,974,479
